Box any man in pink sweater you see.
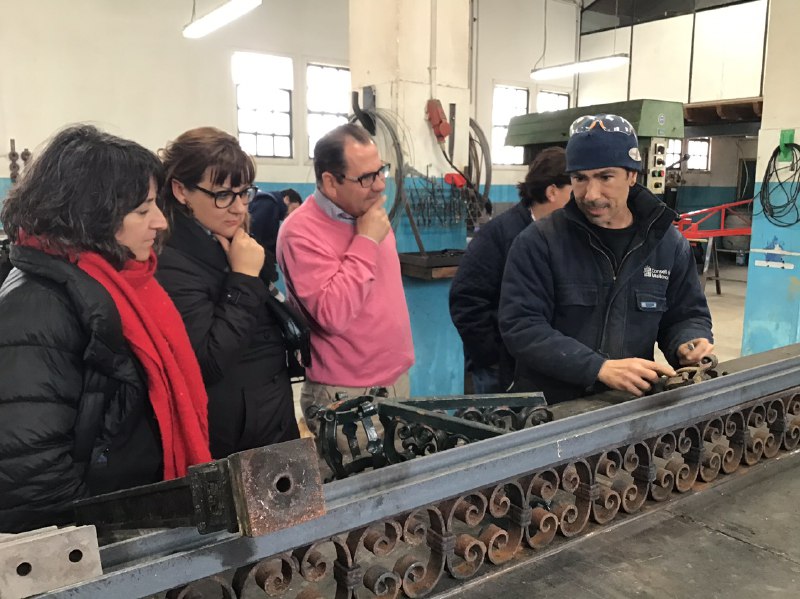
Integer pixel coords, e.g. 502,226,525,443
277,124,415,438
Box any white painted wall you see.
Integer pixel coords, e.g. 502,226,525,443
0,0,349,182
760,0,800,132
629,16,692,103
5,0,767,192
577,26,632,107
349,0,471,175
0,0,577,189
691,0,767,102
473,0,578,186
577,0,768,107
751,0,800,214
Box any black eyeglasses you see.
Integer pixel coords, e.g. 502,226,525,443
334,163,391,188
191,184,258,208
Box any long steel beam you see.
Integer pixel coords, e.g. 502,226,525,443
43,346,800,598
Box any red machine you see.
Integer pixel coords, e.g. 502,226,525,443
675,198,753,239
675,198,753,294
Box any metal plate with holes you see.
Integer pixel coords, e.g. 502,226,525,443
227,437,325,537
0,525,101,599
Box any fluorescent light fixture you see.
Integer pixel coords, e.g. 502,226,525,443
530,54,629,81
183,0,262,39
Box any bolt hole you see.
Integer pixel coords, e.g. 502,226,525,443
69,549,83,563
17,562,32,576
274,474,292,494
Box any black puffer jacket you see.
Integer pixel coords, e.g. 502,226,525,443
499,185,713,404
0,246,162,533
156,212,299,459
249,191,287,260
449,202,532,388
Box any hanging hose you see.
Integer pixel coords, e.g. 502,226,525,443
349,109,408,224
756,142,800,227
468,118,492,200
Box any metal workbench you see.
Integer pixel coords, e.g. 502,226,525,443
36,345,800,598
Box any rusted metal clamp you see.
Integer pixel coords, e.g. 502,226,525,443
315,388,389,479
659,354,720,392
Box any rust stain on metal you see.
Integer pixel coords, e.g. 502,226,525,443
227,437,325,537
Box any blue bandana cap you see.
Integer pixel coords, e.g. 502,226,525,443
566,114,642,172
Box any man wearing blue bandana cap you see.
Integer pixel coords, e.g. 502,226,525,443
499,114,714,403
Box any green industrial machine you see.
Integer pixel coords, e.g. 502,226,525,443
506,99,684,196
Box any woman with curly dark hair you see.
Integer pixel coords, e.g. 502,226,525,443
0,124,211,533
156,127,299,459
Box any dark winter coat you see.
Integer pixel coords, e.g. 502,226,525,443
156,212,299,459
499,184,713,404
449,202,532,389
0,246,162,533
249,191,287,264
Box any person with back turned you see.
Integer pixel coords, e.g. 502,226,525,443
449,147,571,393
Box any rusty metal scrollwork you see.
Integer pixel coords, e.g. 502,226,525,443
157,388,800,599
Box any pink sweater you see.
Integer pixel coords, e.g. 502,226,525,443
276,197,414,387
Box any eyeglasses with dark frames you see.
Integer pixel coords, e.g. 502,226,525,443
190,184,259,208
334,163,391,188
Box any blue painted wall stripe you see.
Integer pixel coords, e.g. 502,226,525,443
742,181,800,357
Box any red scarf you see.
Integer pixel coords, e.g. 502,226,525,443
77,251,211,479
16,232,211,478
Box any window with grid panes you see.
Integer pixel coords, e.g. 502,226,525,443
536,90,569,113
666,138,683,169
491,85,529,165
232,52,293,158
307,64,351,158
687,138,711,171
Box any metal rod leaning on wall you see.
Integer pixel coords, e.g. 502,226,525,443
42,345,800,598
7,138,32,185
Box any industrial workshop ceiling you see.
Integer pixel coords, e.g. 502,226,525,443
581,0,761,34
580,0,764,135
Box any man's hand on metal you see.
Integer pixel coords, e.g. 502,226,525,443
597,358,677,397
676,338,714,365
356,195,390,243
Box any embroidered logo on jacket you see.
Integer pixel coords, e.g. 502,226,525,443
643,265,670,280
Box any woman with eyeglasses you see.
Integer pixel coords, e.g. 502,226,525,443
156,127,299,459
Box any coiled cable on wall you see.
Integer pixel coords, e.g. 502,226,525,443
439,128,492,227
757,142,800,227
433,118,493,227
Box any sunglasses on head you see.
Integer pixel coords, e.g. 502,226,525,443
569,114,636,137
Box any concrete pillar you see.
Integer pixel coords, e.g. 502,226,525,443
349,0,471,173
742,0,800,355
349,0,472,395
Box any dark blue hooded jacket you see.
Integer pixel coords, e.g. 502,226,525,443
449,201,532,389
499,184,713,404
249,191,287,259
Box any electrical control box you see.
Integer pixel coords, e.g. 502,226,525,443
646,137,668,194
